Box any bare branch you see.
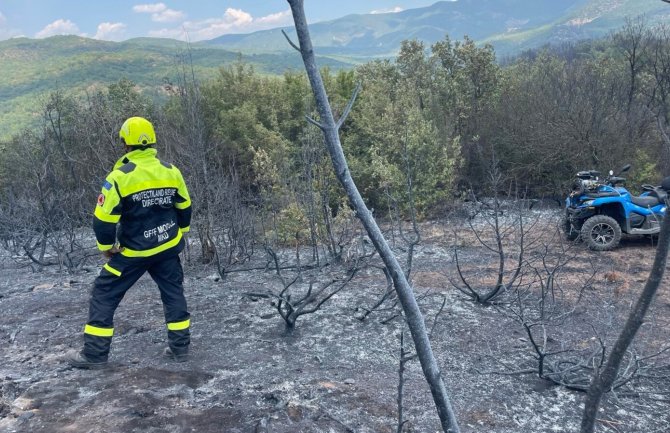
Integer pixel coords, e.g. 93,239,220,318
281,29,301,52
429,295,447,339
336,82,362,130
305,115,325,130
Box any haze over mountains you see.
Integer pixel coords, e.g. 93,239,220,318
0,0,667,138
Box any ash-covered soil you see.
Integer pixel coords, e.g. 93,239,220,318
1,214,669,433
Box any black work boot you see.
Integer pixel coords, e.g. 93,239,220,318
67,351,108,369
163,347,188,362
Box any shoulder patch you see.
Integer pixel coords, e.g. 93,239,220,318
118,162,137,174
97,193,105,206
103,180,112,191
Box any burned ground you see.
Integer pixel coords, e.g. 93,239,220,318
1,213,669,433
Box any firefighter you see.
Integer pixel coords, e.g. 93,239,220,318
68,117,192,369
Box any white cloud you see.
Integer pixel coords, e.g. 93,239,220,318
370,7,404,14
94,22,127,41
35,19,80,38
132,3,167,14
149,8,293,41
256,10,292,26
152,9,186,23
133,3,185,23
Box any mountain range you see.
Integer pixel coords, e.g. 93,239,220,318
207,0,669,57
1,0,668,139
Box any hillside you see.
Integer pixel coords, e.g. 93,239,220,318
206,0,668,57
485,0,670,53
0,36,353,140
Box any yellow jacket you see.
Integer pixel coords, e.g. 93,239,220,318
93,148,191,258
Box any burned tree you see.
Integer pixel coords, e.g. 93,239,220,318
269,266,357,331
0,92,114,272
161,48,218,264
284,1,460,431
505,231,600,389
450,163,535,304
580,190,670,432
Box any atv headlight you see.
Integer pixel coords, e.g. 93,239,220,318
581,200,594,207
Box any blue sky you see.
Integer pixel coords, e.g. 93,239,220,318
0,1,438,41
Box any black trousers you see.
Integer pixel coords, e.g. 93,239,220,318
82,249,190,362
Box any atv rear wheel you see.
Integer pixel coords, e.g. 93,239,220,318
581,215,622,251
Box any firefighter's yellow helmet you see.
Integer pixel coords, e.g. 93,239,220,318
119,117,156,146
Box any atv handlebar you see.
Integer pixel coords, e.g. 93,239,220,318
607,176,626,186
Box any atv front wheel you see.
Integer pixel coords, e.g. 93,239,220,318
581,215,622,251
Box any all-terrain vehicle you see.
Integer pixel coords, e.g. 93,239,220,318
563,165,670,250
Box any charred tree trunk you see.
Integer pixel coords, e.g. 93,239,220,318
285,1,460,431
580,201,670,433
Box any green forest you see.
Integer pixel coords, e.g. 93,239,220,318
0,20,668,259
0,35,355,140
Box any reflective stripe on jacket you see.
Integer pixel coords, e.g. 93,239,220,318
93,148,192,257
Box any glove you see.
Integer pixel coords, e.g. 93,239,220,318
102,245,125,259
